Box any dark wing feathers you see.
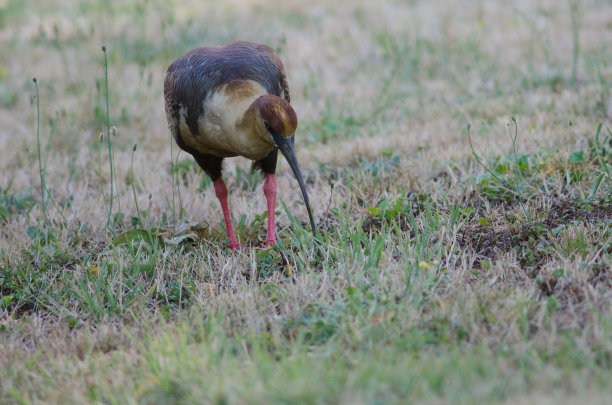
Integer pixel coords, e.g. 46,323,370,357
164,41,290,136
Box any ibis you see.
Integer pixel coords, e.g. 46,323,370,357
164,41,316,249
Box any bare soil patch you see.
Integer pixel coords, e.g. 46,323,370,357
459,199,611,271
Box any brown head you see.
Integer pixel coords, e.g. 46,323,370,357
254,95,298,140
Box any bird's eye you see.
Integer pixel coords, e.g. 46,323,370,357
264,121,273,133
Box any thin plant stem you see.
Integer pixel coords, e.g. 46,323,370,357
102,45,115,233
32,79,68,230
174,149,183,221
112,127,121,214
508,118,524,180
33,77,47,228
43,183,68,227
466,123,530,218
170,135,175,223
131,143,142,225
467,124,514,192
507,117,530,220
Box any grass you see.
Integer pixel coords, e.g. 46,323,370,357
1,0,612,404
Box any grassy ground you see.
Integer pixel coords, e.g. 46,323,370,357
1,0,611,403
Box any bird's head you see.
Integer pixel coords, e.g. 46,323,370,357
253,95,317,236
253,95,297,143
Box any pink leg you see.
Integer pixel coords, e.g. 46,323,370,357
263,174,277,246
213,178,241,250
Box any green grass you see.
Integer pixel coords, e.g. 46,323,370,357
1,0,612,404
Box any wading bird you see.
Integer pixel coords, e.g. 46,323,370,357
163,41,316,249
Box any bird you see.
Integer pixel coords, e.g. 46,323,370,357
163,41,316,250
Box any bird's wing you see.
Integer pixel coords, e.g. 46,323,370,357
164,41,290,136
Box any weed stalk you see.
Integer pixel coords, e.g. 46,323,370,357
33,77,48,228
467,124,506,187
32,78,68,231
507,117,531,219
466,123,530,219
170,136,176,224
102,45,116,233
131,143,142,225
174,149,183,221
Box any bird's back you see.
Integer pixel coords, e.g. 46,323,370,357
164,41,290,137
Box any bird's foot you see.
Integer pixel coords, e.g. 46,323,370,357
263,239,276,249
228,240,244,250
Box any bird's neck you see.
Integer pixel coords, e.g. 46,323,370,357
237,99,272,144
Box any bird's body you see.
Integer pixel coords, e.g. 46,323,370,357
164,41,316,249
178,79,273,160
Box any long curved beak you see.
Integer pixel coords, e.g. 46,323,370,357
272,133,317,237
